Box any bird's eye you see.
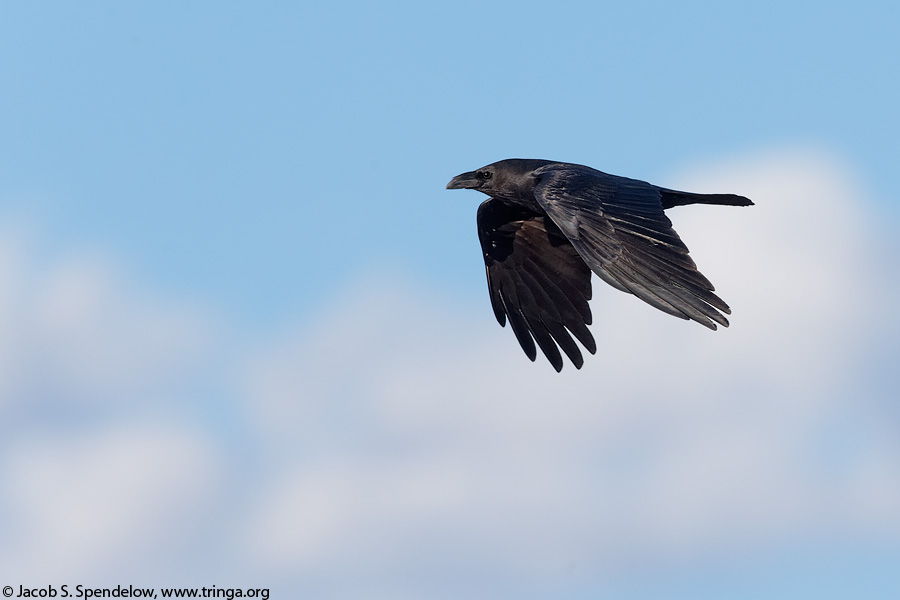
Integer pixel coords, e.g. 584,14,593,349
479,171,492,180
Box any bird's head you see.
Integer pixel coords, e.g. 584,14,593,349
446,159,555,202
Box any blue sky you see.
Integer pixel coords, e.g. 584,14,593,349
2,1,897,324
1,2,899,599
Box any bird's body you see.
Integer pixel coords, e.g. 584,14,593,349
447,159,753,371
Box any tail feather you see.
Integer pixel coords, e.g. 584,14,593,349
660,188,754,210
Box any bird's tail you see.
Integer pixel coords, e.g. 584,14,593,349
660,189,754,210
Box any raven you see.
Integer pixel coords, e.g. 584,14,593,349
447,159,753,372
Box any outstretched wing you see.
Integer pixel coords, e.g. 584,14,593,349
477,198,596,371
532,163,731,330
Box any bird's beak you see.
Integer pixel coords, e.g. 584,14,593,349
446,171,481,190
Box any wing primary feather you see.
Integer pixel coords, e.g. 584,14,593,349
500,277,562,370
498,286,537,362
484,267,507,326
520,258,595,355
517,269,584,369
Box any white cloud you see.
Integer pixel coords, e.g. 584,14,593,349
0,422,221,581
0,148,897,597
239,148,900,586
0,229,223,582
0,229,214,412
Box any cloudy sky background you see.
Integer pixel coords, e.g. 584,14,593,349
1,2,899,598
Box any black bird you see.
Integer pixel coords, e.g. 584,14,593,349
447,159,753,372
